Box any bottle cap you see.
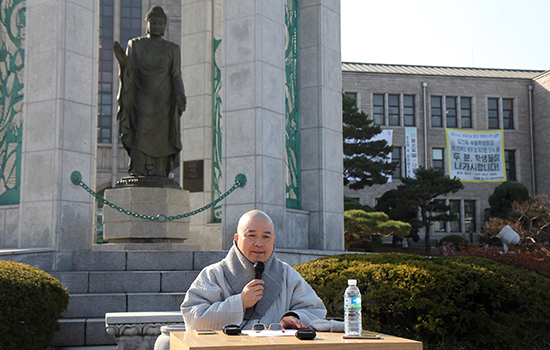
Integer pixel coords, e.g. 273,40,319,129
348,279,357,286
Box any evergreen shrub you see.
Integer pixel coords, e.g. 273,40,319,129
0,261,69,350
295,253,550,349
488,181,530,219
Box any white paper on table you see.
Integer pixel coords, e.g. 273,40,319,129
242,329,298,337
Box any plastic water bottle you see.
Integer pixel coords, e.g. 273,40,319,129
344,279,362,336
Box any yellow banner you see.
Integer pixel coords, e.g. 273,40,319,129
446,129,506,182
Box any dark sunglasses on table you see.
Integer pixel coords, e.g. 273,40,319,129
252,323,284,332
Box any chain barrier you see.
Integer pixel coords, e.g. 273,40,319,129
70,171,246,222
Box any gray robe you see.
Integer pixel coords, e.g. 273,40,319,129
181,245,326,330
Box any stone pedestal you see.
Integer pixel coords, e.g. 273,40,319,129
105,311,184,350
103,187,194,250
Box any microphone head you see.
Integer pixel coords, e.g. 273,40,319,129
253,261,264,279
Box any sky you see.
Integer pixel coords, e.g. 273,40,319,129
341,0,550,71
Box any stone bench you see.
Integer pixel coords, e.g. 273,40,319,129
105,311,185,350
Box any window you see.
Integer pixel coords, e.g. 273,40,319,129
388,94,400,126
98,0,142,144
461,97,472,128
433,148,444,171
449,200,461,232
345,92,357,100
488,98,499,129
505,150,516,181
98,0,115,144
434,200,476,235
434,200,446,232
373,94,385,125
488,98,515,130
445,97,457,128
373,93,416,126
432,95,472,128
120,0,142,48
431,96,442,127
404,95,415,126
464,200,475,233
345,92,358,110
392,147,401,179
503,98,514,129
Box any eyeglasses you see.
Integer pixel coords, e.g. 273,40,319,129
251,323,284,332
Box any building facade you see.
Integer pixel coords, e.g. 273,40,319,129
342,63,550,243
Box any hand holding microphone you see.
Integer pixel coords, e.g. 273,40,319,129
241,261,266,309
254,261,264,280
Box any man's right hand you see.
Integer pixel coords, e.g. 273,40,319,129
241,279,264,309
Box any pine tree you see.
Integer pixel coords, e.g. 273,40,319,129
343,94,396,190
375,189,421,243
395,167,464,253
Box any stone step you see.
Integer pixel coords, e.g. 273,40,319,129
63,292,186,319
52,318,116,347
54,250,227,271
50,270,200,294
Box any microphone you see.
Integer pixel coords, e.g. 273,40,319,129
253,261,264,280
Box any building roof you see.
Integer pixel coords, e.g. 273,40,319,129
342,62,546,79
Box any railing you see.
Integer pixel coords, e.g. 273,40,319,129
71,170,246,222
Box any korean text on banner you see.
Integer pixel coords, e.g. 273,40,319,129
405,127,419,178
446,129,506,182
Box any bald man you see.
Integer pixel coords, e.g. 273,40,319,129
181,210,326,331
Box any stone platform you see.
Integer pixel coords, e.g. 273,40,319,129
103,186,191,249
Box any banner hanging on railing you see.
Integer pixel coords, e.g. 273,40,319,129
446,129,506,182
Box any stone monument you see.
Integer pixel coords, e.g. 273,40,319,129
102,6,193,250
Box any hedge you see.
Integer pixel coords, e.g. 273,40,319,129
0,261,69,350
295,253,550,350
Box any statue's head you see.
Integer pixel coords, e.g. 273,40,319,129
145,6,167,37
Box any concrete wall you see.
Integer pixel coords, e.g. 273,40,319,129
533,71,550,196
221,0,288,248
180,0,223,250
13,0,98,256
298,0,344,250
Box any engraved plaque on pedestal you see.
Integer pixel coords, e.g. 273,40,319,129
183,160,203,192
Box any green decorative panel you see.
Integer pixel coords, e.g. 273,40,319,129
285,0,299,209
0,0,25,205
211,38,223,223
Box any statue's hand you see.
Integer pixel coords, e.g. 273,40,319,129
113,41,127,64
177,95,187,112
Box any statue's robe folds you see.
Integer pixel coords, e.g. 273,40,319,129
117,36,185,177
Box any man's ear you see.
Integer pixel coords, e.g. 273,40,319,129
234,232,239,244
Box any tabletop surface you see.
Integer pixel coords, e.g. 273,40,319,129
170,330,423,350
